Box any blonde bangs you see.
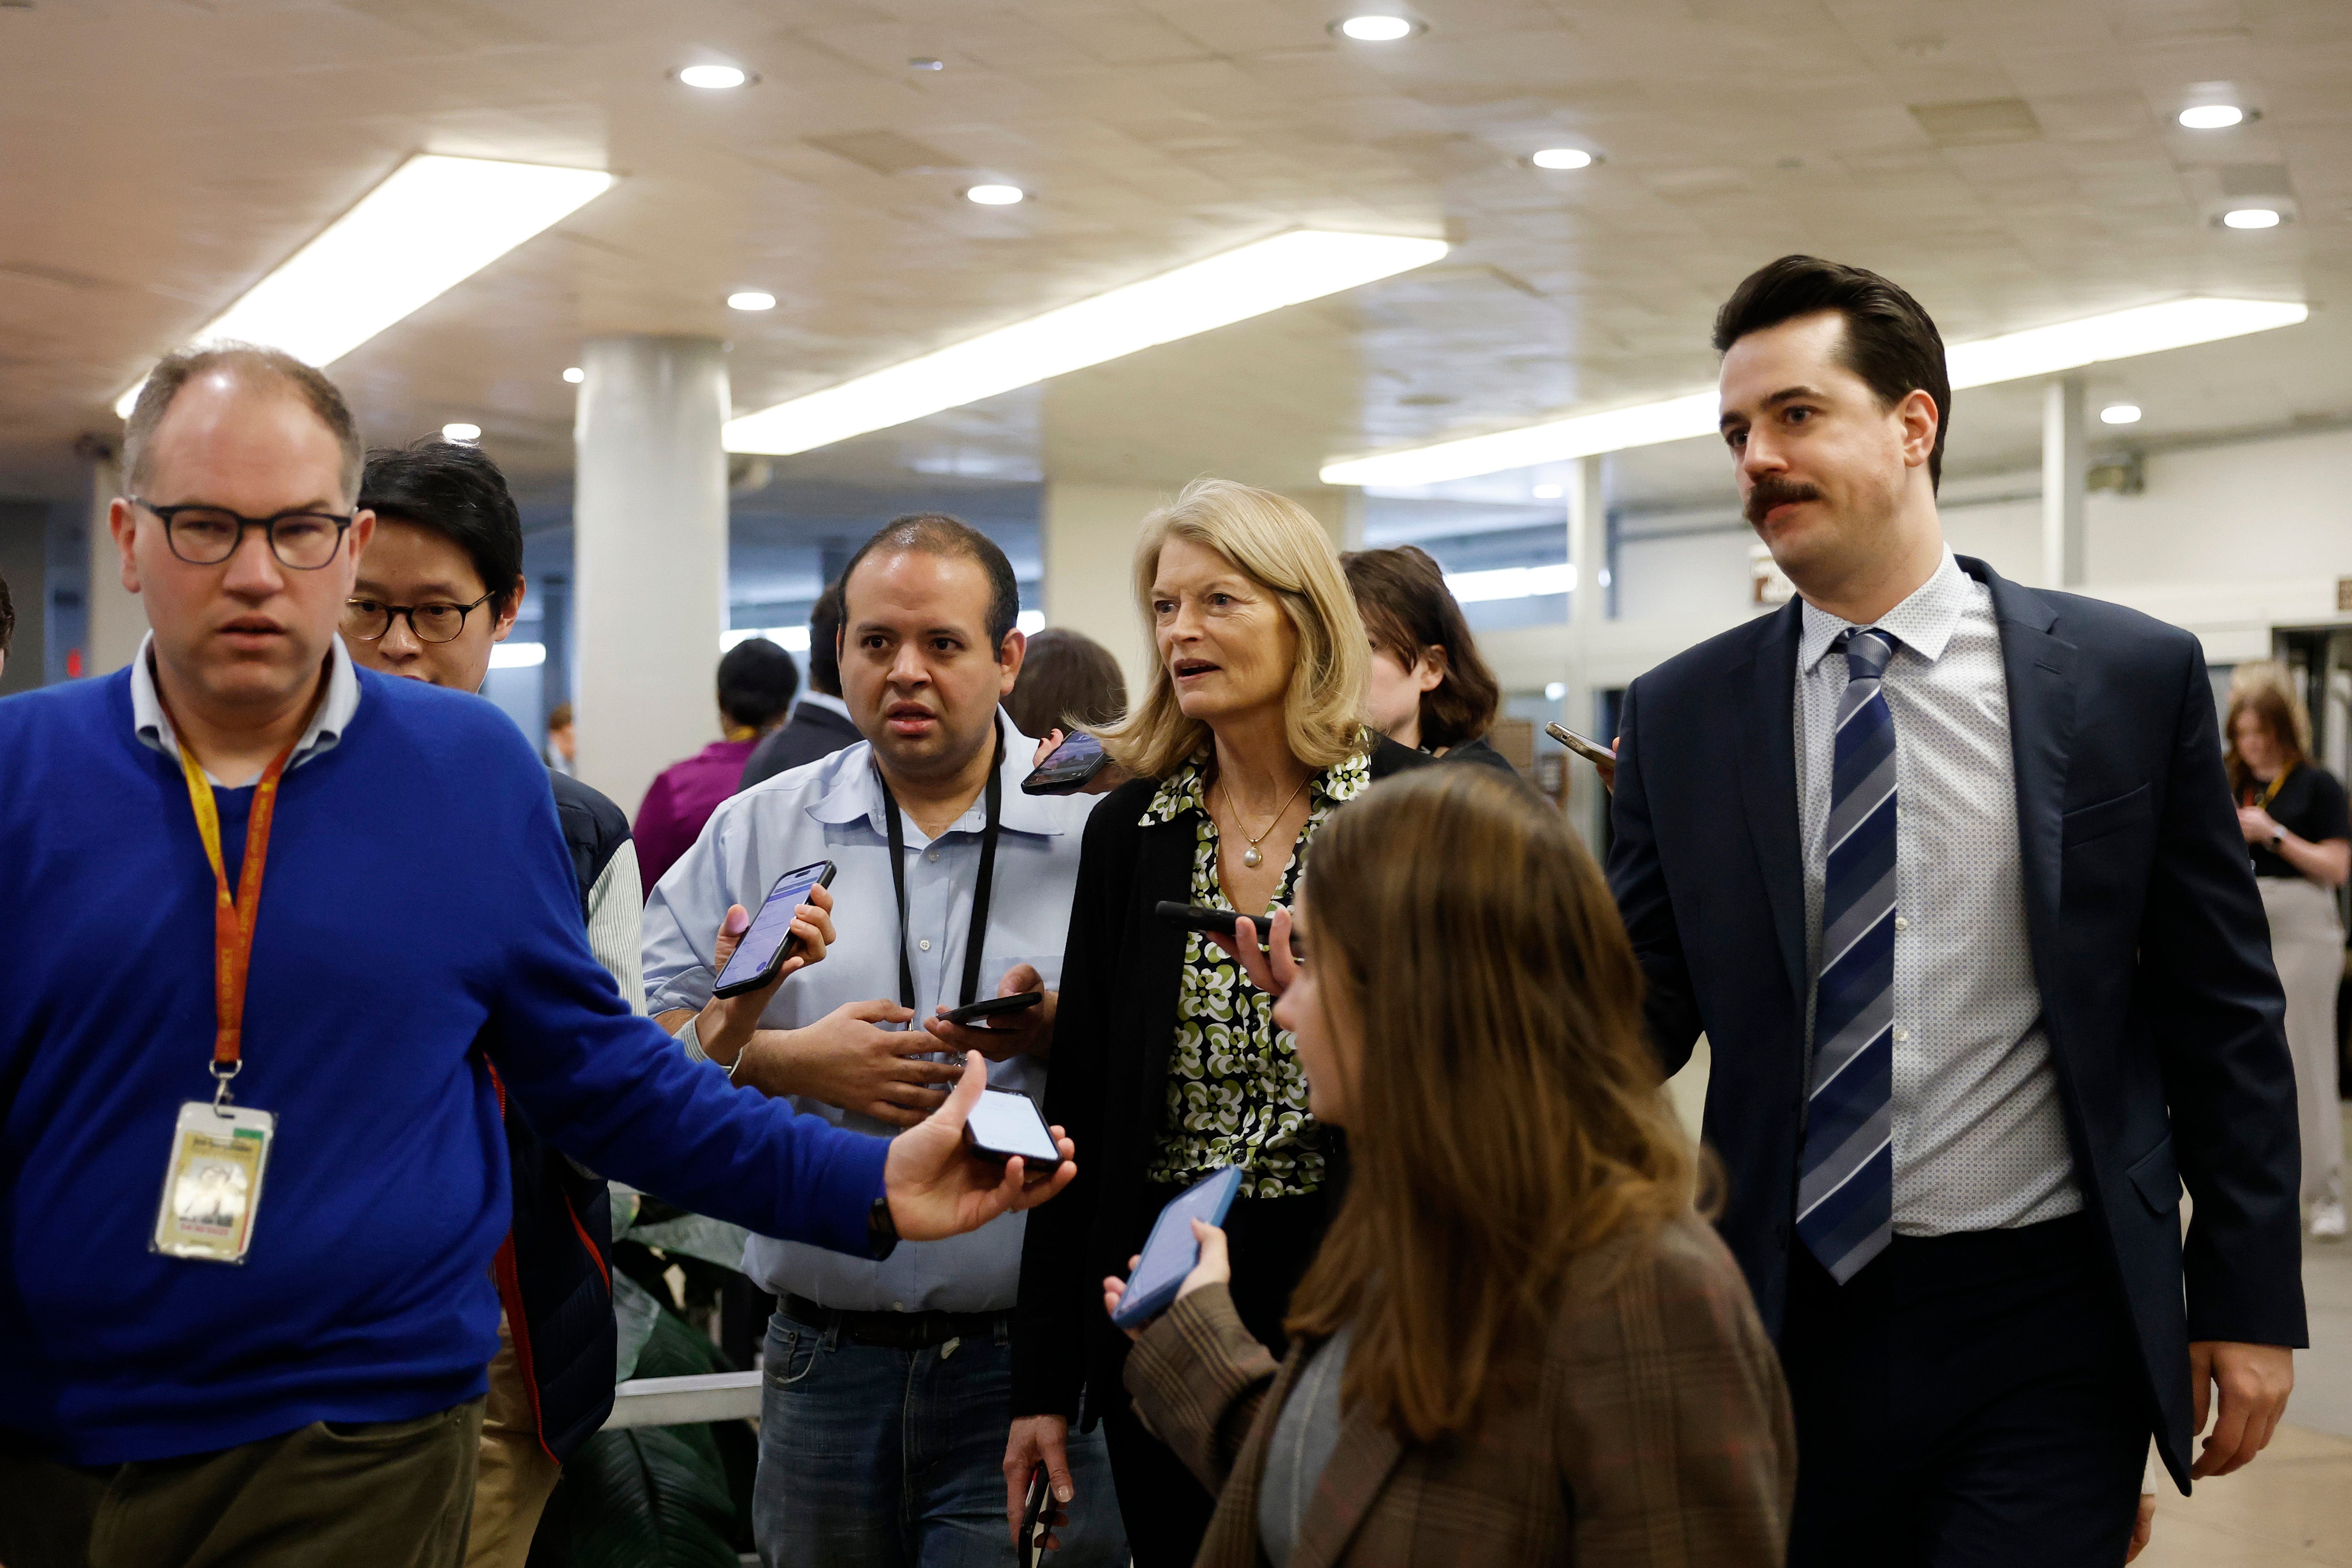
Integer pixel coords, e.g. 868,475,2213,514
1096,478,1371,780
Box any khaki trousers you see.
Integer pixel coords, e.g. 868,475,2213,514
463,1312,562,1568
0,1398,482,1568
2259,874,2346,1208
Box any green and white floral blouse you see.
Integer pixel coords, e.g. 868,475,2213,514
1141,747,1372,1199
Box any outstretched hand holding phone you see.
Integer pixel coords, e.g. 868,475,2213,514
885,1050,1076,1240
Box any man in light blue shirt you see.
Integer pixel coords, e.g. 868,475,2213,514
645,515,1124,1568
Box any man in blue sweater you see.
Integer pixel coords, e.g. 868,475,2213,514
0,343,1075,1567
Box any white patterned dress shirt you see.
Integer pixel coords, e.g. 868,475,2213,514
1795,550,2081,1235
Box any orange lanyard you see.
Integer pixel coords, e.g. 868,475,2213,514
2248,761,2296,812
175,733,301,1102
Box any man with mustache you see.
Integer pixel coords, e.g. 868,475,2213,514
1607,257,2304,1566
642,515,1125,1568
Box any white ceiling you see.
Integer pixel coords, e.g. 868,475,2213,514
4,0,2350,515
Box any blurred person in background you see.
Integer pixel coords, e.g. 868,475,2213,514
1009,625,1133,797
1111,765,1795,1566
636,636,799,890
350,436,643,1567
0,568,13,680
545,700,575,775
1008,479,1431,1567
644,514,1125,1568
740,580,860,790
2227,674,2350,1239
1341,544,1516,779
0,344,1072,1568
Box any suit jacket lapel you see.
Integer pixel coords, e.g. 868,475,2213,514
1962,558,2072,962
1735,600,1808,1007
1287,1403,1408,1568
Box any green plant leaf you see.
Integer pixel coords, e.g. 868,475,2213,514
623,1213,751,1273
566,1424,741,1568
613,1270,665,1384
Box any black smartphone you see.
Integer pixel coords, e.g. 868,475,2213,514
710,860,837,999
1544,721,1617,768
1021,730,1110,794
1153,900,1300,958
962,1089,1063,1172
1018,1462,1053,1567
943,991,1044,1027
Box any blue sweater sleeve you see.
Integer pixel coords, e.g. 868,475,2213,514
478,734,887,1256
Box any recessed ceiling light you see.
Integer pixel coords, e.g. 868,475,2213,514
562,366,584,384
1531,148,1593,170
727,290,777,311
965,184,1025,206
1336,14,1416,41
2222,207,2281,229
678,64,749,90
909,57,944,70
2099,403,2143,425
442,422,481,442
1531,483,1564,499
2178,104,2245,130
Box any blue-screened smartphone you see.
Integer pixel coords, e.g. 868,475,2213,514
711,860,836,998
1021,729,1110,794
1110,1167,1244,1331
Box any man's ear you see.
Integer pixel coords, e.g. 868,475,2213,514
998,627,1028,695
492,575,527,643
110,496,143,595
1896,389,1940,470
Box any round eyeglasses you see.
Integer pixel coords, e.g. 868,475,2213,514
133,497,353,570
342,591,498,645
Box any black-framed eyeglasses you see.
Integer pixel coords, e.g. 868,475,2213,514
133,497,354,570
342,591,498,645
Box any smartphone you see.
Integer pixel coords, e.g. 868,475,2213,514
710,860,837,999
1022,730,1111,794
943,991,1044,1027
963,1089,1064,1172
1018,1463,1052,1568
1544,721,1617,768
1110,1166,1244,1331
1153,901,1300,958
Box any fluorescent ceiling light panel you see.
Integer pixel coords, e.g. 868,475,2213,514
488,641,546,669
1445,563,1576,603
1322,297,2308,487
114,154,613,416
725,230,1448,456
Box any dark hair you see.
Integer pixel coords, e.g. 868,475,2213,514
1004,627,1127,738
124,343,363,501
838,513,1020,653
807,578,845,697
357,439,526,615
718,637,800,732
0,571,13,658
1342,546,1500,751
1712,255,1951,490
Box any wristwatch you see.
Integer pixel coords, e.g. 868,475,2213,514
2271,830,2286,852
868,1195,900,1261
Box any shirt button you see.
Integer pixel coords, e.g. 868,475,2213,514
919,939,932,952
927,849,939,862
1893,1027,1910,1042
1894,916,1908,930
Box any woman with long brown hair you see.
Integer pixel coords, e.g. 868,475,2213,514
1104,765,1794,1566
2225,671,2350,1238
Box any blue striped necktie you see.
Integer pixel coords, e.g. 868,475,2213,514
1798,626,1900,1284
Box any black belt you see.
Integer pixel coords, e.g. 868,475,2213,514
781,1293,1006,1350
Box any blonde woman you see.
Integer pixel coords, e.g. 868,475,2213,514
1005,479,1432,1566
1108,767,1795,1565
2226,678,2350,1238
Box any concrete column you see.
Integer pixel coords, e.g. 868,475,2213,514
572,336,730,817
2041,376,2087,589
1042,482,1164,699
85,451,145,677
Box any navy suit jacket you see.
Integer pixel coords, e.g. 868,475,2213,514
1607,554,2306,1488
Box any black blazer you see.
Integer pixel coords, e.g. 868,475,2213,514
738,699,862,791
1012,737,1433,1426
1606,555,2305,1489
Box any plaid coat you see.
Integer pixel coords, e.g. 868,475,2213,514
1123,1213,1795,1568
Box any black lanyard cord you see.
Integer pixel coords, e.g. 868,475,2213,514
878,720,1006,1013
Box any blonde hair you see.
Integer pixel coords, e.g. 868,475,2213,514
1286,766,1705,1441
1097,478,1370,780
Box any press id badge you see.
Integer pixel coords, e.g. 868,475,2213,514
151,1101,276,1263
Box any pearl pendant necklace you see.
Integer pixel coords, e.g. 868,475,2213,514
1221,773,1311,872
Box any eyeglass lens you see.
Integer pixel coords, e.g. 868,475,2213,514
168,509,345,570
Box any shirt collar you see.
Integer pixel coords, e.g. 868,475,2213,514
806,714,1069,837
1798,548,1969,675
1141,743,1373,826
131,631,363,785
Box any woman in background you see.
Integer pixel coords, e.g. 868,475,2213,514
632,636,799,893
1341,545,1516,777
1108,765,1795,1566
2227,675,2350,1239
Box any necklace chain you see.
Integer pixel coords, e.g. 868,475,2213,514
1219,771,1311,852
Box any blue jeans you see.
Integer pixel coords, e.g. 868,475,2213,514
754,1309,1126,1568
